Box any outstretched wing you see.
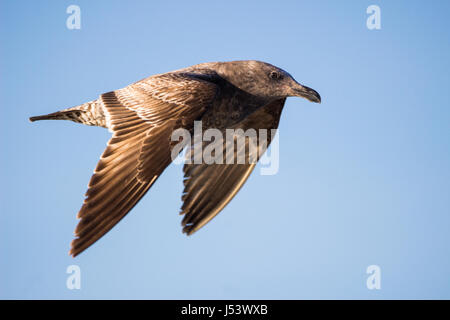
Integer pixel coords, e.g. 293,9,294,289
70,73,218,256
180,98,285,235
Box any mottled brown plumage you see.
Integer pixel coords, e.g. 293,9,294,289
30,60,321,257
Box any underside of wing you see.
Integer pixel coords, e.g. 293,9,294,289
180,98,286,235
70,73,218,256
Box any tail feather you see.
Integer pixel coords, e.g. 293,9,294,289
29,100,107,128
29,110,85,123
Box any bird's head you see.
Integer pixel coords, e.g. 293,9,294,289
216,60,321,103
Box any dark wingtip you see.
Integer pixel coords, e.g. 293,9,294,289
69,238,81,258
313,92,321,104
69,247,79,258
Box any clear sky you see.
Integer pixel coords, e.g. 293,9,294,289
1,0,449,299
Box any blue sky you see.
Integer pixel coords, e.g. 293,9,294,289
1,0,449,299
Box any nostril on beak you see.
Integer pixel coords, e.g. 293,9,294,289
293,85,321,103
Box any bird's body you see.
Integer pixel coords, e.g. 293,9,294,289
30,60,321,257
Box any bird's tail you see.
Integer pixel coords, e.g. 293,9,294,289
29,100,107,128
29,110,84,122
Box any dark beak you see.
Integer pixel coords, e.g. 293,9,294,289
292,84,321,103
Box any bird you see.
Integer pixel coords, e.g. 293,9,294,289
29,60,321,257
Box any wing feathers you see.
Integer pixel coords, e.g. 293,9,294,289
180,98,286,235
70,73,218,256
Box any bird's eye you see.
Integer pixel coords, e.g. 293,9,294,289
269,71,282,80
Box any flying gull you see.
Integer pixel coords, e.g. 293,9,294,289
30,60,321,257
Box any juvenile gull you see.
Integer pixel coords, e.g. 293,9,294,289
30,60,321,257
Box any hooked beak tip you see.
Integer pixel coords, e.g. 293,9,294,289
293,85,321,103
